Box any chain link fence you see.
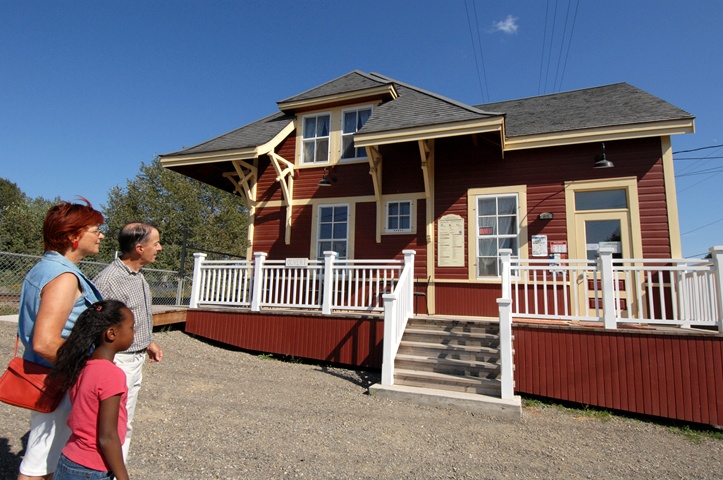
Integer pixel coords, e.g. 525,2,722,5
0,251,193,315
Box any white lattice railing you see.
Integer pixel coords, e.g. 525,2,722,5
190,251,405,314
500,246,723,331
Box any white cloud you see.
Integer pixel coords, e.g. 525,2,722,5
491,15,519,34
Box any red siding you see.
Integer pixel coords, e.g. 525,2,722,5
513,324,723,426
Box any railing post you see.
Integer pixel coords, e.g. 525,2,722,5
500,249,512,298
599,248,617,329
381,293,397,386
497,298,514,400
402,250,416,317
709,246,723,333
321,251,338,315
189,253,207,309
250,252,267,312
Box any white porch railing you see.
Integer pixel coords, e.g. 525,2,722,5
190,251,405,314
380,250,416,386
500,246,723,332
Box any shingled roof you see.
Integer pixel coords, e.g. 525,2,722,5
476,82,694,138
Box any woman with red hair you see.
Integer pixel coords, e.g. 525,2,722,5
17,198,106,480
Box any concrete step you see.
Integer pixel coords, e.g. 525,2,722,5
393,368,502,396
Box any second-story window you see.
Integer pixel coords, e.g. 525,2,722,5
302,113,331,164
341,107,372,160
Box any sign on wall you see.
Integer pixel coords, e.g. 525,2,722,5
438,214,465,267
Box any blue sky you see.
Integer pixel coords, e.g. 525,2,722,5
1,1,721,257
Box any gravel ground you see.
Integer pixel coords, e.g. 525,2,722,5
1,320,721,480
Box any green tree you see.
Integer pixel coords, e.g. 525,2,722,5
99,158,248,271
0,178,55,254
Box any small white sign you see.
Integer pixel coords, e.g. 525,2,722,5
285,258,309,267
531,235,548,257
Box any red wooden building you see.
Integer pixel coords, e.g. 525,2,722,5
159,71,722,426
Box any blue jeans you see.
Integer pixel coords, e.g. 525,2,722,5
54,454,115,480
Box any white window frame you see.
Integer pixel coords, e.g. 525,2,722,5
467,185,527,282
384,199,413,234
315,203,349,259
301,112,331,165
340,105,372,161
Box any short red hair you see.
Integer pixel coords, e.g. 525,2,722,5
43,197,105,252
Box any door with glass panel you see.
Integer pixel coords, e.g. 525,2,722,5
573,189,633,318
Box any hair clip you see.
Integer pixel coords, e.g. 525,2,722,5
96,305,103,311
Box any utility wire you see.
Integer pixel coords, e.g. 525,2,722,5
464,0,487,103
542,0,559,94
555,0,579,92
537,0,551,95
552,0,573,92
673,143,723,154
681,216,723,236
470,0,490,102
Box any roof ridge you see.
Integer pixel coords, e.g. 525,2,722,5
368,72,504,117
277,70,388,104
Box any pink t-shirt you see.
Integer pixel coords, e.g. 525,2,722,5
62,359,128,472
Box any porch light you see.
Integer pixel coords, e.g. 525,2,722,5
318,167,335,186
594,143,614,168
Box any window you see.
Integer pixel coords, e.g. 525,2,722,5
386,200,412,233
317,205,348,259
476,194,519,277
341,107,372,160
302,114,331,164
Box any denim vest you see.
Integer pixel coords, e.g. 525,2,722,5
18,251,103,367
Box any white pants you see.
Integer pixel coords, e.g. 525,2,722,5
19,393,72,476
114,350,146,461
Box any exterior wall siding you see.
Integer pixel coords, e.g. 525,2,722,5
513,324,723,426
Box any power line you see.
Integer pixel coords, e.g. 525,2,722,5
470,0,490,102
555,0,579,92
681,216,723,236
464,0,487,103
537,1,551,95
673,143,723,154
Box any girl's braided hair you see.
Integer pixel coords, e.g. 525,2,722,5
49,299,128,392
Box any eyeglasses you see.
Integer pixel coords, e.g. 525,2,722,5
85,228,103,236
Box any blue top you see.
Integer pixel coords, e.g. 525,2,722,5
18,251,103,367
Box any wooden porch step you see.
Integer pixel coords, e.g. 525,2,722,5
407,318,500,335
398,340,500,363
402,327,500,347
395,353,501,378
393,368,502,396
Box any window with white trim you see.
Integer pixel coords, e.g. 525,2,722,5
317,204,348,259
476,193,519,276
302,113,331,164
341,107,372,160
385,200,412,233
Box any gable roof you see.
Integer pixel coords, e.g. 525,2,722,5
476,83,694,138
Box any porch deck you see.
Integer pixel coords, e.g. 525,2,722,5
182,306,722,427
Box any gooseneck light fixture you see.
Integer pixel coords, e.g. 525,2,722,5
318,167,336,187
594,143,614,169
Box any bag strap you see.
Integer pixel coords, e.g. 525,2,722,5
14,336,19,358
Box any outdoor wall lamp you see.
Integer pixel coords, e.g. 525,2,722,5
538,212,554,220
318,167,336,187
594,142,614,168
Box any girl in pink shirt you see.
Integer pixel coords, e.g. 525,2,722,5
49,299,135,480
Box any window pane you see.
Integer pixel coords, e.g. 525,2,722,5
389,202,399,215
498,196,516,215
341,136,355,159
319,224,332,239
316,139,328,162
316,115,330,136
303,118,316,139
479,238,497,256
575,189,627,210
400,217,410,229
303,141,315,163
400,202,410,215
357,108,371,128
318,241,331,254
319,207,333,222
499,237,517,254
343,112,356,134
334,242,347,258
478,257,497,276
478,198,496,215
498,216,516,235
333,207,347,222
333,223,346,239
478,217,495,233
388,217,398,230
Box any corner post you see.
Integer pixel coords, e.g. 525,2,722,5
381,293,397,386
497,298,514,399
251,252,267,312
500,249,512,299
402,250,416,317
322,251,338,315
189,253,207,309
599,248,617,329
709,246,723,333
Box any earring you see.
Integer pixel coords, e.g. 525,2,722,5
72,240,79,249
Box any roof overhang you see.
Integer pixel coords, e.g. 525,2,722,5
277,85,398,113
159,120,296,167
354,116,505,148
503,118,695,151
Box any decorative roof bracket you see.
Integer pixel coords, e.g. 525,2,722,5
268,151,295,244
366,146,383,243
223,159,258,210
418,139,434,200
